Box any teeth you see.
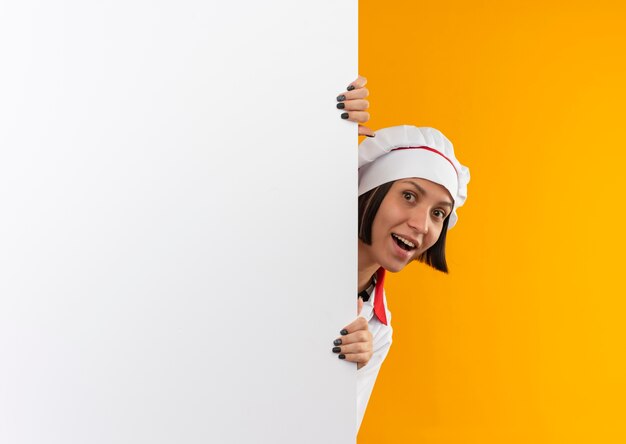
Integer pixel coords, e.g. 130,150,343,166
392,233,415,248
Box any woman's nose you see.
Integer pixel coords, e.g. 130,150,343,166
407,209,429,235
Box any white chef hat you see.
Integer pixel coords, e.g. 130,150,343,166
358,125,470,229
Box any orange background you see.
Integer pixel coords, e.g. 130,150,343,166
358,1,626,443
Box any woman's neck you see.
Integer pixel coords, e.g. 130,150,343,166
358,240,381,293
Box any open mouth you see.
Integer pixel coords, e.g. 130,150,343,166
391,233,417,252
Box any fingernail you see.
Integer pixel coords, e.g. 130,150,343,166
340,329,348,335
338,354,346,359
333,338,342,345
336,94,346,102
366,134,375,138
336,102,345,109
332,347,341,353
341,113,349,119
347,85,355,91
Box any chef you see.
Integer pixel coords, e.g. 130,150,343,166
330,117,470,432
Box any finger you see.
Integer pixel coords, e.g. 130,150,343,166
336,99,369,111
358,125,375,137
337,87,369,102
336,329,371,346
341,316,369,335
347,75,367,91
333,341,372,355
340,111,370,124
357,297,364,315
340,352,373,364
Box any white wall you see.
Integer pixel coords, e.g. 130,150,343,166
0,2,358,443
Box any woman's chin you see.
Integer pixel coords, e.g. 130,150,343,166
379,258,411,273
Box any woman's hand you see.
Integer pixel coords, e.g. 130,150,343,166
332,298,374,370
337,75,375,137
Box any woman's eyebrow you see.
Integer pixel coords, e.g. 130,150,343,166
403,180,454,209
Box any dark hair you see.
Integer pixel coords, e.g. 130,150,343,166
358,180,450,273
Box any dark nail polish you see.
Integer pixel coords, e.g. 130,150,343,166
338,354,346,360
341,113,349,119
336,102,345,109
336,95,346,102
332,347,341,353
333,338,342,345
366,134,375,138
347,85,355,91
340,329,348,335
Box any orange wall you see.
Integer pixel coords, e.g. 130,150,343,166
358,1,626,443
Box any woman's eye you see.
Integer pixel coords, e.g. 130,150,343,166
402,192,415,202
433,209,446,219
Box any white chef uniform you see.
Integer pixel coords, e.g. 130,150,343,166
356,270,393,433
354,125,470,433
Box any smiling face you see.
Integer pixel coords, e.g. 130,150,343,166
359,178,454,273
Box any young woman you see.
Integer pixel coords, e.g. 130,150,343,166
332,77,471,432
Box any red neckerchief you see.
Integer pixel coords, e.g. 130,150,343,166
374,267,388,325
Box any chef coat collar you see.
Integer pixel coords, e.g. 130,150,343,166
357,267,388,326
358,273,377,302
